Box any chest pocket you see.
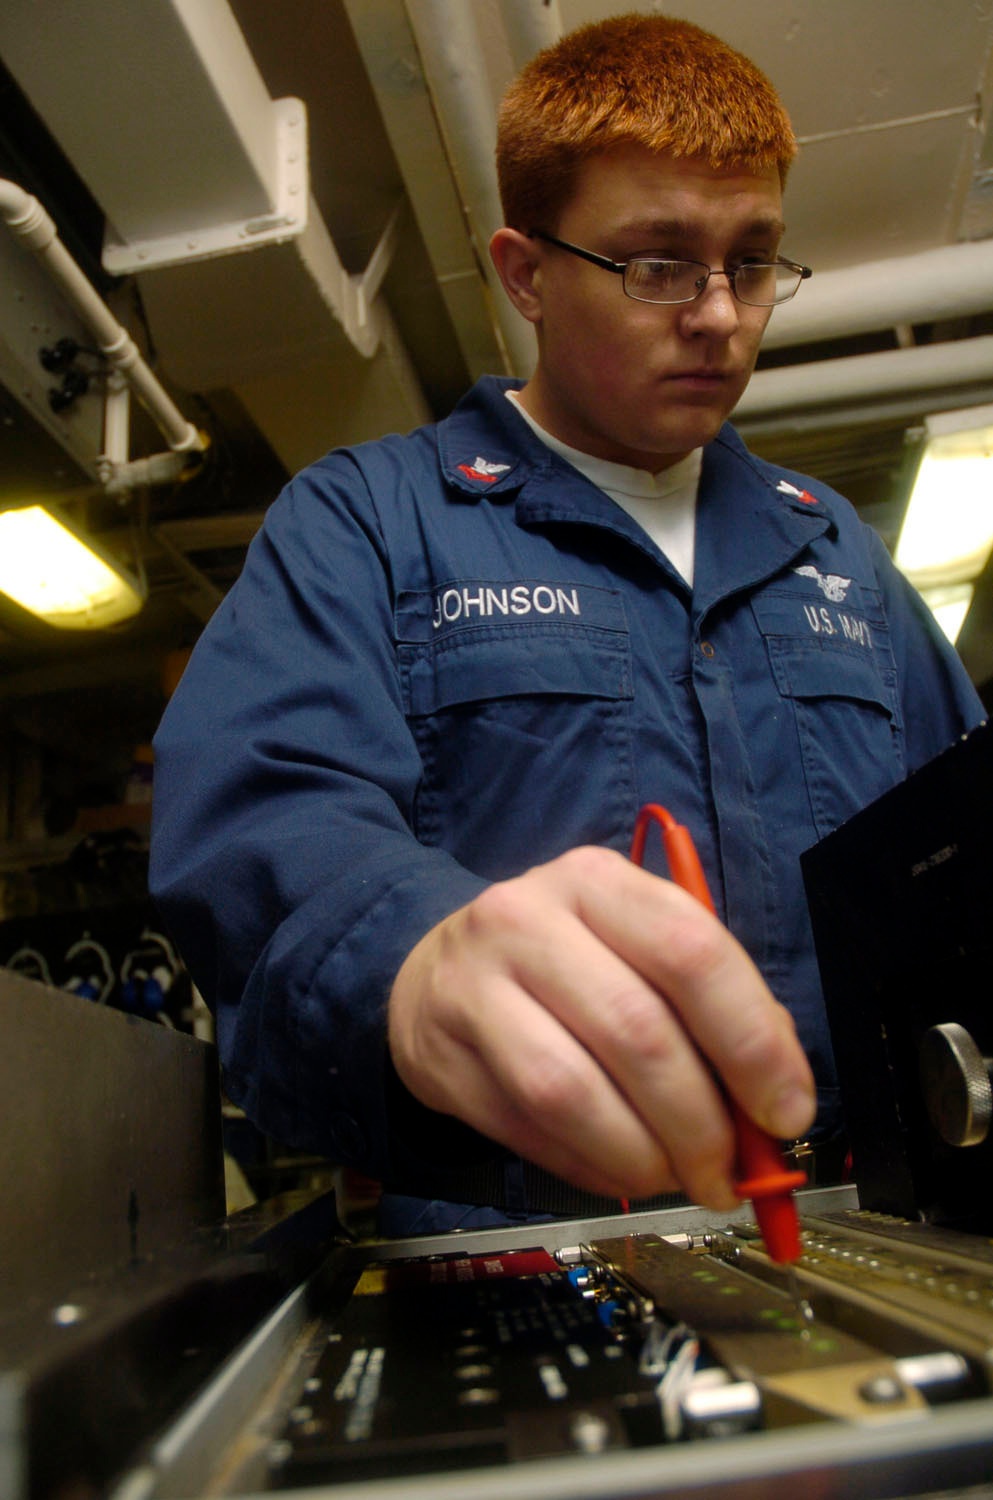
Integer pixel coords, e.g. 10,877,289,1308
753,587,906,839
396,586,634,879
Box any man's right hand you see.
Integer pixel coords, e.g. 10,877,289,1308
387,845,816,1208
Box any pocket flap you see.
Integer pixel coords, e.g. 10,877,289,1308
768,639,895,712
400,628,632,715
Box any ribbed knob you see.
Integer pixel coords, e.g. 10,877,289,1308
919,1023,993,1148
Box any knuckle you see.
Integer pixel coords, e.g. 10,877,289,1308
602,981,672,1058
555,843,628,886
517,1046,591,1123
463,878,531,939
660,907,727,985
725,1002,793,1074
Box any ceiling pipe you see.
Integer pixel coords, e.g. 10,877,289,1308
404,0,537,375
499,0,564,70
737,387,993,444
764,240,993,350
736,334,993,418
0,178,204,459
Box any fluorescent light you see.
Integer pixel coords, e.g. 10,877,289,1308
0,505,144,628
916,581,974,645
895,405,993,587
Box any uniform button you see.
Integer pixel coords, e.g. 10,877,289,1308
699,640,716,658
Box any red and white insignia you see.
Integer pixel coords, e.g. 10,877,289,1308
457,455,512,483
777,479,818,505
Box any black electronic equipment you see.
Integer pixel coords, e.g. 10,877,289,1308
802,719,993,1233
259,1219,993,1495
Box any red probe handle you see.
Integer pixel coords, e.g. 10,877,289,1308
630,805,805,1264
631,805,716,914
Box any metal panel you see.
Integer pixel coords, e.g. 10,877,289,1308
0,1188,340,1500
0,968,225,1307
0,231,104,482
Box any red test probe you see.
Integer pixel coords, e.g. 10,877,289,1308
629,803,806,1265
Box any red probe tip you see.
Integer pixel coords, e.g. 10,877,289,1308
754,1196,803,1264
732,1105,806,1263
735,1169,806,1262
628,805,807,1263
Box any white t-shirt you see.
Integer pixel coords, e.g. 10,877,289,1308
507,389,701,585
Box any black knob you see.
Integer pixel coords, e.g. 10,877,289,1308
48,368,89,413
39,337,81,372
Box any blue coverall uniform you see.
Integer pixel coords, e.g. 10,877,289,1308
150,376,985,1216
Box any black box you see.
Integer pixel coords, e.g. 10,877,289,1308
801,719,993,1231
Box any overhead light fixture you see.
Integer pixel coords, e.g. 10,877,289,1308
916,581,975,647
894,403,993,643
0,505,145,629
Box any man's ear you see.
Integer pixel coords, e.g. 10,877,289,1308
489,228,543,324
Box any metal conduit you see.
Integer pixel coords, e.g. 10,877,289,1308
0,178,204,456
736,334,993,418
499,0,564,70
404,0,538,376
764,240,993,350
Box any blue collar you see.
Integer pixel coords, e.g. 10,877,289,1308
436,376,837,604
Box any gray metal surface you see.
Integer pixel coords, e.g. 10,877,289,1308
0,968,225,1309
0,1186,342,1500
360,1183,861,1263
249,1401,993,1500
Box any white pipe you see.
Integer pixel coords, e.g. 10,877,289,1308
764,240,993,351
102,452,193,499
0,178,205,455
737,388,993,442
404,0,536,375
499,0,564,70
101,373,131,467
736,335,993,418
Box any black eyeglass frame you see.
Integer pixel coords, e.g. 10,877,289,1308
530,230,812,306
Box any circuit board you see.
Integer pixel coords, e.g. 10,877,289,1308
264,1211,993,1490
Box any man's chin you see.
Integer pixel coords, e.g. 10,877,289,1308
639,412,731,462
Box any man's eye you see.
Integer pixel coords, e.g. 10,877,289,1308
643,262,690,288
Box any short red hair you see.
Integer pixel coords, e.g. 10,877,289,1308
496,13,797,232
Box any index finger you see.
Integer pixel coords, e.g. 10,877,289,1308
567,850,817,1141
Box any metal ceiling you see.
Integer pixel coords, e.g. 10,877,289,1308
0,0,992,793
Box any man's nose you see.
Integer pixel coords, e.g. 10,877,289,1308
678,272,741,336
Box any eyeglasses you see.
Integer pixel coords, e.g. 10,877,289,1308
530,231,812,307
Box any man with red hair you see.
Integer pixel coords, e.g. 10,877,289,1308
152,15,983,1232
